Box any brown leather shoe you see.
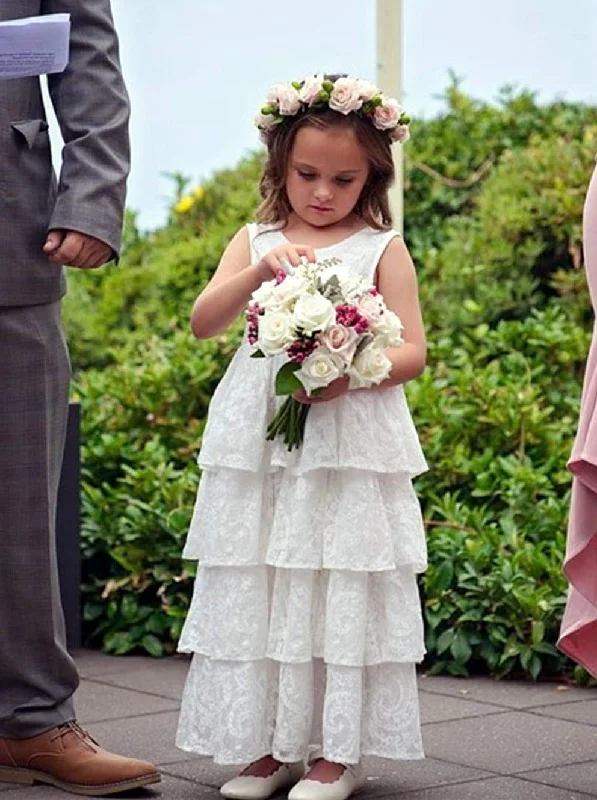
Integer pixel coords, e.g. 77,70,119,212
0,721,160,796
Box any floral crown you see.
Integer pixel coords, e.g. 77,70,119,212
254,74,411,146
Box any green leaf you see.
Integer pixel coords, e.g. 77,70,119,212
141,634,164,657
437,628,454,655
531,620,545,645
450,629,472,664
275,362,302,396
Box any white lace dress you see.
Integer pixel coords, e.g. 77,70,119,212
176,223,429,766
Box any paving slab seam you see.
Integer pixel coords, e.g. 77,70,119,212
512,755,597,776
420,709,510,727
521,708,597,729
81,707,181,725
412,753,505,778
512,772,597,798
82,676,184,703
417,687,517,711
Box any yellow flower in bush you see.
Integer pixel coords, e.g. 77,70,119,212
175,195,195,215
193,186,205,201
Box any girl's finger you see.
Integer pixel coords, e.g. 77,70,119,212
285,248,302,267
295,245,317,263
265,255,283,274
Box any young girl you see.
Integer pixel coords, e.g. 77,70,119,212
176,74,429,800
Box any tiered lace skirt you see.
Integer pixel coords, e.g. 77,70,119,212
176,346,429,765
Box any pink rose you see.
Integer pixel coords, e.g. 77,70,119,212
266,82,302,115
299,74,325,106
356,293,385,325
329,77,363,115
320,324,359,365
373,97,402,130
390,124,410,144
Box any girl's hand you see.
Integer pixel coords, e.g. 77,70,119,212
255,243,316,281
293,375,350,405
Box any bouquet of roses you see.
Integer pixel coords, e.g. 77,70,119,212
246,256,404,450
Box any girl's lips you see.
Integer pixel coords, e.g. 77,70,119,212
310,205,333,212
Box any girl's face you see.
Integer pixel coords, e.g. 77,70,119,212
285,124,370,228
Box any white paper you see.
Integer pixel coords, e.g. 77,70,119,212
0,14,70,80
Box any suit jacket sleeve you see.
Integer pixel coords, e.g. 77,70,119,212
42,0,131,258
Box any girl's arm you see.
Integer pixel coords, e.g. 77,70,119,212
375,236,427,387
190,228,265,339
190,230,316,339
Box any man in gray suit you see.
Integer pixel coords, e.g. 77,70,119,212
0,1,160,795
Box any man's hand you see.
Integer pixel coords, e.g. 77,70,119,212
43,230,113,269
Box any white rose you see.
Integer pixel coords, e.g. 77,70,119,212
293,292,335,334
254,111,279,131
356,292,385,325
257,310,295,356
251,280,277,308
373,97,402,130
373,309,404,347
356,79,379,102
267,82,302,115
329,77,363,115
320,324,359,365
347,344,392,389
390,124,410,144
296,349,345,395
253,274,307,311
299,74,325,105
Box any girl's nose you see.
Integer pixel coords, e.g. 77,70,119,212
314,183,333,201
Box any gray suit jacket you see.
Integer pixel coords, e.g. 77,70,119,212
0,0,130,307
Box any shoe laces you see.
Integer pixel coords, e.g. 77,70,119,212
50,721,99,749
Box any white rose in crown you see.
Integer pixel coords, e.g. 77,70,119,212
299,74,326,106
374,97,403,130
348,344,393,389
357,79,379,102
373,308,404,347
329,77,363,115
257,310,295,355
320,324,359,365
356,292,385,325
267,82,302,115
296,349,345,395
293,292,335,334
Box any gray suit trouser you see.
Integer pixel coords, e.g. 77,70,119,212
0,301,79,738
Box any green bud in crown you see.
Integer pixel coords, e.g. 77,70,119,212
292,81,302,91
261,105,277,116
322,80,334,93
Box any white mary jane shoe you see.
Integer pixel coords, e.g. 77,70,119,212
220,760,305,799
287,764,364,800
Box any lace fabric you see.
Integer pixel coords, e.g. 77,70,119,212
177,223,428,765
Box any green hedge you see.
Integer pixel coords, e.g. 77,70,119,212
64,83,597,679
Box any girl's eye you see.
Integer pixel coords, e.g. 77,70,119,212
336,178,354,185
298,171,316,180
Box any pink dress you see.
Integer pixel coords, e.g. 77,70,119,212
558,163,597,675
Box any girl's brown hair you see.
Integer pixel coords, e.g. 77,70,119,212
256,75,395,231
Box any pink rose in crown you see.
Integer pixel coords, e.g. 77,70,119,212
373,97,402,130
